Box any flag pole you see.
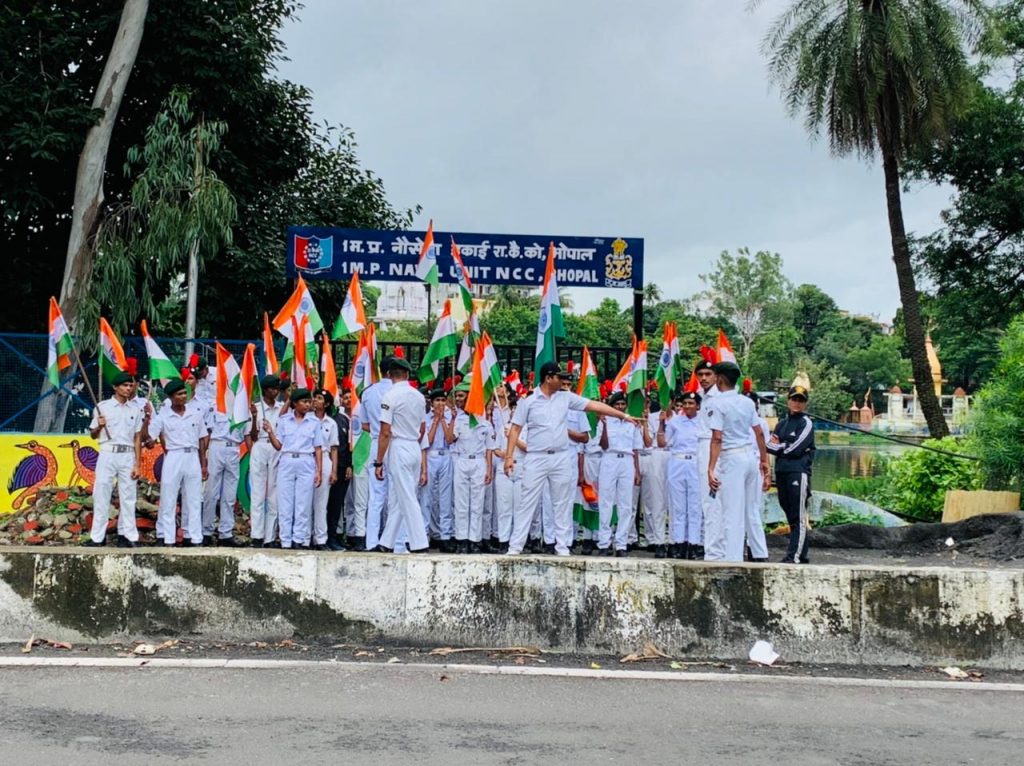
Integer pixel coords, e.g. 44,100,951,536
425,283,433,338
70,341,111,440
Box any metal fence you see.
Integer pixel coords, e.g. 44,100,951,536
0,333,630,433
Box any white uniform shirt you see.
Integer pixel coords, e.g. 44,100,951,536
647,412,665,451
90,397,143,448
568,410,590,454
750,417,770,453
601,417,642,454
252,399,283,444
422,411,451,451
149,406,206,451
196,368,217,403
209,411,244,444
511,389,588,453
453,411,495,456
707,390,759,450
315,413,340,454
379,381,427,441
361,379,394,439
664,413,700,454
697,384,719,440
276,411,325,454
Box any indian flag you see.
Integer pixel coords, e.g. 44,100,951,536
230,343,260,429
98,318,128,386
273,274,323,342
415,219,439,287
533,242,565,381
215,342,242,419
46,297,73,387
655,322,679,410
464,339,495,427
418,298,458,383
716,328,737,363
320,333,339,400
450,237,474,313
351,327,377,395
262,312,279,375
626,338,648,417
576,346,600,436
331,270,367,338
480,332,502,393
140,320,179,385
456,310,480,374
289,315,311,389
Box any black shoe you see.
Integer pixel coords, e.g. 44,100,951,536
439,539,455,553
83,538,106,547
455,540,469,554
376,545,393,554
116,535,137,549
780,557,795,564
352,536,366,551
183,540,202,548
581,539,596,556
543,543,556,555
293,544,310,551
218,536,245,548
751,557,770,563
691,545,705,560
655,545,668,559
597,547,613,557
250,538,263,548
675,542,690,560
262,540,281,549
312,544,328,551
469,541,482,554
615,549,628,558
325,540,346,552
409,546,430,554
202,535,215,547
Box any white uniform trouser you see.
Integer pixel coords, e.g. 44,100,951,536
158,450,202,544
91,451,138,543
745,450,769,559
492,457,518,542
203,442,240,538
347,469,368,537
597,452,636,551
366,437,389,549
510,450,575,554
309,451,332,545
277,453,315,548
453,455,487,542
379,439,428,551
539,488,555,544
482,468,495,540
640,450,669,546
708,448,758,562
248,441,279,542
698,438,717,552
421,452,453,539
667,453,702,544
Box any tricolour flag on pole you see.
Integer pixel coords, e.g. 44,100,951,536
465,338,496,428
450,237,474,313
273,275,323,345
320,333,339,400
215,342,241,418
576,346,600,436
289,315,310,389
480,332,502,394
655,322,679,410
626,338,648,417
416,219,439,287
351,326,377,396
140,320,179,385
262,312,279,376
456,310,480,375
533,242,565,381
231,343,261,430
98,318,128,386
46,297,73,387
418,298,459,384
716,328,737,363
331,270,367,339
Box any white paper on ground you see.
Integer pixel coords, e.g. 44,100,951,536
749,640,779,666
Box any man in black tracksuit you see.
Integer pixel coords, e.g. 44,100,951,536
767,385,815,563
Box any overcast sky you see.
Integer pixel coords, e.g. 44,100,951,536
275,0,952,321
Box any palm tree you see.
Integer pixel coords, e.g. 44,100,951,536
643,282,663,306
756,0,990,438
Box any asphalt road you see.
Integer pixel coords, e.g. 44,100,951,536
1,664,1020,765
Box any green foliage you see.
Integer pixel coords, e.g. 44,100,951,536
832,476,886,503
817,508,885,528
746,327,799,389
966,313,1024,490
796,356,850,421
871,437,981,521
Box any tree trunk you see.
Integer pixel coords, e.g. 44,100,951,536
881,145,950,438
33,0,148,433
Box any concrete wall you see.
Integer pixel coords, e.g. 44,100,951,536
1,549,1022,668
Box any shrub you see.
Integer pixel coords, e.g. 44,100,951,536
817,508,884,527
871,437,981,521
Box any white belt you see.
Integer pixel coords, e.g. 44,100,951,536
166,447,198,453
459,453,483,459
671,453,696,460
607,451,632,458
428,449,449,456
720,446,749,454
529,448,567,455
210,438,240,447
284,451,314,458
101,444,134,454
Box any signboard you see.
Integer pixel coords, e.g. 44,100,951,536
285,227,644,290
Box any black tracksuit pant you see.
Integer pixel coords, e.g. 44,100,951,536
775,469,811,563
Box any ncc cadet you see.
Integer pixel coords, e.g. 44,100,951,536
505,362,640,556
420,388,455,551
489,386,516,552
577,403,602,554
325,388,353,551
639,395,669,554
596,392,642,557
451,378,495,553
346,387,369,551
309,389,340,550
265,388,323,549
744,389,771,562
148,379,208,546
659,391,702,559
767,384,816,564
361,356,394,551
374,357,430,554
85,371,144,547
248,375,283,547
192,354,217,403
694,357,719,549
203,401,246,547
706,362,770,562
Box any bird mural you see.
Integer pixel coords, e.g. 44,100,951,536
60,440,98,488
7,441,58,511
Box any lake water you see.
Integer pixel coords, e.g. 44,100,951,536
810,444,912,493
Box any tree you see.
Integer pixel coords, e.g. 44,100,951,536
698,247,792,361
757,0,991,438
643,282,663,306
792,284,840,354
795,357,850,421
746,327,799,389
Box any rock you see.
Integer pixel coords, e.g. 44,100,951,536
0,517,9,531
52,514,68,529
38,513,54,527
38,528,54,539
57,530,73,540
26,512,38,523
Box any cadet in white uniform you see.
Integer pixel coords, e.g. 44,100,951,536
639,398,670,554
744,391,771,562
694,358,718,560
85,371,144,547
361,358,394,550
347,406,369,549
420,388,455,551
659,391,702,559
309,389,340,550
505,362,640,556
706,362,770,562
451,380,495,553
248,375,283,547
203,408,246,546
266,388,323,549
148,379,208,546
374,358,429,553
597,392,642,556
489,391,518,552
